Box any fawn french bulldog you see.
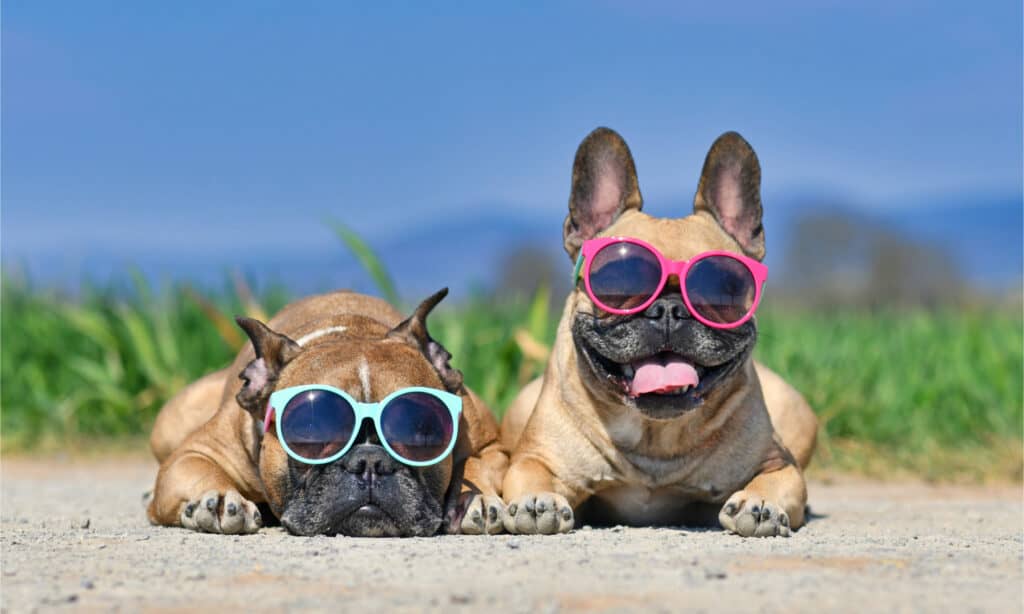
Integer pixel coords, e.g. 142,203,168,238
500,128,817,537
148,289,508,537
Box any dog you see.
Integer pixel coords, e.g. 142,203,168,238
147,289,508,537
500,128,817,537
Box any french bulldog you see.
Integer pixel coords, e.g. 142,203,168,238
147,289,508,537
500,128,817,537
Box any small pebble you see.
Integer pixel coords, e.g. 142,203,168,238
81,579,95,590
506,538,521,550
705,568,727,580
79,519,90,530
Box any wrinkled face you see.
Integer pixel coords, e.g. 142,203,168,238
571,212,759,420
258,341,454,537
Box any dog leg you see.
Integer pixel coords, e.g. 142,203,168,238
501,457,576,535
718,463,806,537
755,362,818,469
148,453,262,535
447,448,508,535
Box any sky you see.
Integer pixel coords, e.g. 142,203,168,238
3,1,1022,286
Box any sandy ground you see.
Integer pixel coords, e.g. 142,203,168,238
1,456,1021,613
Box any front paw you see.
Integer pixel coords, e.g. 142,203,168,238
503,493,574,535
718,491,791,537
180,489,262,535
447,493,505,535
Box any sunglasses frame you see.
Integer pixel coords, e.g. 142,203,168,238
574,236,768,329
265,385,462,467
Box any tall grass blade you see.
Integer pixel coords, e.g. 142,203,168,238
327,219,400,305
183,286,244,349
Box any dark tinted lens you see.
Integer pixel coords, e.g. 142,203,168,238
380,392,454,463
280,389,356,461
588,242,663,311
684,255,756,324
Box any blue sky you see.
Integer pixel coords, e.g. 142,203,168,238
3,1,1022,284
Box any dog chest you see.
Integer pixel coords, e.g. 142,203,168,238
586,484,711,525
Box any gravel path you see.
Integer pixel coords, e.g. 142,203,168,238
1,456,1021,613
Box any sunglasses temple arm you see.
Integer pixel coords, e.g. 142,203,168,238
262,403,275,435
572,252,584,284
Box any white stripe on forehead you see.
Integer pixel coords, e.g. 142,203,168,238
295,325,348,347
358,357,372,402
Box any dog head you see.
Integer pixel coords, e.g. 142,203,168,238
564,127,765,420
234,289,464,537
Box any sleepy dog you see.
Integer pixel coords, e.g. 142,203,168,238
500,128,817,537
148,289,508,536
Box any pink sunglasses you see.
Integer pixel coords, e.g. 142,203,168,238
574,237,768,329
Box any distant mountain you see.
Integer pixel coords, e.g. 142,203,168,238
6,192,1020,300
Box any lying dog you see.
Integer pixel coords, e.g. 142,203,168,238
501,128,817,537
148,289,507,536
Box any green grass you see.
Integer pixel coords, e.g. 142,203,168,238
755,308,1022,480
2,270,1020,481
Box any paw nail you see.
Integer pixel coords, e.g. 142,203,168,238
781,514,790,527
488,506,498,522
524,500,534,513
724,503,736,515
226,503,238,516
471,510,482,523
185,503,196,518
560,507,572,520
536,501,547,513
206,498,217,512
750,505,760,516
253,510,262,524
508,504,518,515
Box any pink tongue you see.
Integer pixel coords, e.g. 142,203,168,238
629,356,699,397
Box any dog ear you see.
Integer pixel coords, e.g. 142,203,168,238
235,317,303,414
387,288,464,393
693,131,765,260
563,127,643,261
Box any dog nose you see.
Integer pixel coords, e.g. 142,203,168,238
643,295,690,323
341,445,397,478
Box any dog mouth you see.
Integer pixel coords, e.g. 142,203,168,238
582,346,739,416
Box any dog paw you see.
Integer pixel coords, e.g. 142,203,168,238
447,493,505,535
718,491,791,537
180,489,262,535
503,493,574,535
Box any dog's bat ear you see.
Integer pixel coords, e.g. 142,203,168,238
387,288,464,393
563,127,643,261
235,317,303,414
693,131,765,260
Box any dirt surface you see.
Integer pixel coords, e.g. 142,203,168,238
1,456,1021,613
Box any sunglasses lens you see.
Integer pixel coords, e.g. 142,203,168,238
380,392,455,463
685,255,756,325
279,390,356,461
588,241,662,312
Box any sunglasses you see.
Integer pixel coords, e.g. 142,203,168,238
574,237,768,329
264,385,462,467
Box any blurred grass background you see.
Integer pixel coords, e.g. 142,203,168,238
2,233,1021,482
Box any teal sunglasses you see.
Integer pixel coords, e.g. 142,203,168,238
264,385,462,467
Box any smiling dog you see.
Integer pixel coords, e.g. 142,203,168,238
500,128,817,537
147,289,507,536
